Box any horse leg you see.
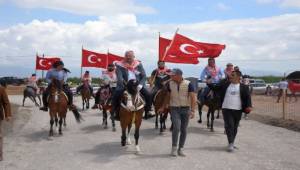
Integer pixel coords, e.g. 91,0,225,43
134,127,141,154
82,98,85,110
211,110,215,132
37,95,42,106
207,109,210,128
111,110,116,132
22,96,26,107
163,113,167,130
198,103,203,123
54,116,58,133
59,117,63,135
155,114,158,129
159,114,164,134
63,117,67,127
86,99,89,109
103,109,108,129
216,109,220,119
33,97,39,106
49,118,54,137
127,124,132,145
121,129,126,146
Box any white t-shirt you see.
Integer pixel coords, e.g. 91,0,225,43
278,81,288,89
128,70,136,80
222,83,242,110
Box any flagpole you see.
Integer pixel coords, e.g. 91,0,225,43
106,48,109,69
161,28,179,61
42,54,45,79
35,52,38,75
81,45,83,78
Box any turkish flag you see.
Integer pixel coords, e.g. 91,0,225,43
82,48,107,68
164,33,225,59
36,55,61,70
159,36,199,64
107,53,124,67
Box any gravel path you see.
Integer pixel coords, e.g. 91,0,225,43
1,95,300,170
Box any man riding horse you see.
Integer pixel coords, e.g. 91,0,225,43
198,58,224,123
27,73,38,92
149,61,171,100
76,70,94,96
39,60,79,115
93,64,117,109
112,50,153,120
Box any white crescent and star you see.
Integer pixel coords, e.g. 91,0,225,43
39,59,47,67
88,54,101,64
179,43,205,55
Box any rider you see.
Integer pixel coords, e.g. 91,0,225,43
92,64,117,109
77,71,94,96
39,61,78,113
27,73,38,92
199,58,223,103
224,63,234,79
112,50,153,120
149,61,171,101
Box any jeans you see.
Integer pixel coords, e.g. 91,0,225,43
222,109,242,144
170,106,190,148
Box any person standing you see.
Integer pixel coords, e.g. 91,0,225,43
0,84,12,161
159,68,196,157
277,78,288,103
208,70,252,152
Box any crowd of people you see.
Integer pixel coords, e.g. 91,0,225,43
0,50,254,161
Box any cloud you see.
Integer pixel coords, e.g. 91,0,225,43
216,2,231,11
0,13,300,77
10,0,156,15
256,0,300,8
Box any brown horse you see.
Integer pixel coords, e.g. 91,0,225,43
119,80,144,154
153,80,170,134
48,79,68,136
80,81,91,110
98,85,115,131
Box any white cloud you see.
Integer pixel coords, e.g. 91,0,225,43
0,13,300,76
257,0,300,8
10,0,156,15
216,2,231,11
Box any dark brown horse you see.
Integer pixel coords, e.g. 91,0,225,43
153,80,170,134
98,85,115,131
22,86,41,107
197,87,221,132
119,80,144,154
80,81,91,110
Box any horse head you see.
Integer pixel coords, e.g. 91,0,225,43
121,79,144,112
126,79,139,95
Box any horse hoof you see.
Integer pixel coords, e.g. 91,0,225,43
126,138,132,145
135,146,141,155
216,116,220,119
112,127,116,132
103,125,108,129
210,129,214,132
155,125,158,129
198,120,202,124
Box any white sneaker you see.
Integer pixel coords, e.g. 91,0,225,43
171,147,177,157
177,148,186,157
227,143,234,152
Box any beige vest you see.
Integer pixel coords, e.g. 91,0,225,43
169,80,191,107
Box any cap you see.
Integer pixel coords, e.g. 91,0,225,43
169,68,183,76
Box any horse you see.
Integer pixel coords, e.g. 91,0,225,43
22,86,41,107
48,79,82,136
153,80,170,134
98,84,116,131
197,87,221,132
119,80,144,154
80,81,92,110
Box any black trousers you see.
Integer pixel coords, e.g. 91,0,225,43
222,109,242,144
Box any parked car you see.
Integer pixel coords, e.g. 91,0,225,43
0,76,25,86
249,79,267,94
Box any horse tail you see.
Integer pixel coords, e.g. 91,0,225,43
71,109,83,123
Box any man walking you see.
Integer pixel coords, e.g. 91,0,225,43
159,68,196,157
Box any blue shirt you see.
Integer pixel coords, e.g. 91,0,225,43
200,67,223,83
45,68,68,84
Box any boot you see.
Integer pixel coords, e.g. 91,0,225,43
39,93,48,111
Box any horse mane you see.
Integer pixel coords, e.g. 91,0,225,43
126,80,139,95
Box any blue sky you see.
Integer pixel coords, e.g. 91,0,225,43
0,0,300,77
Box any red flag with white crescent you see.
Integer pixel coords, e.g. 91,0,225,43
35,55,61,70
164,33,225,60
159,36,199,64
82,48,108,68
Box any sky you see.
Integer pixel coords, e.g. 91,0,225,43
0,0,300,78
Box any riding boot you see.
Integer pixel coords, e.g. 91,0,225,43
92,90,100,109
39,87,49,111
